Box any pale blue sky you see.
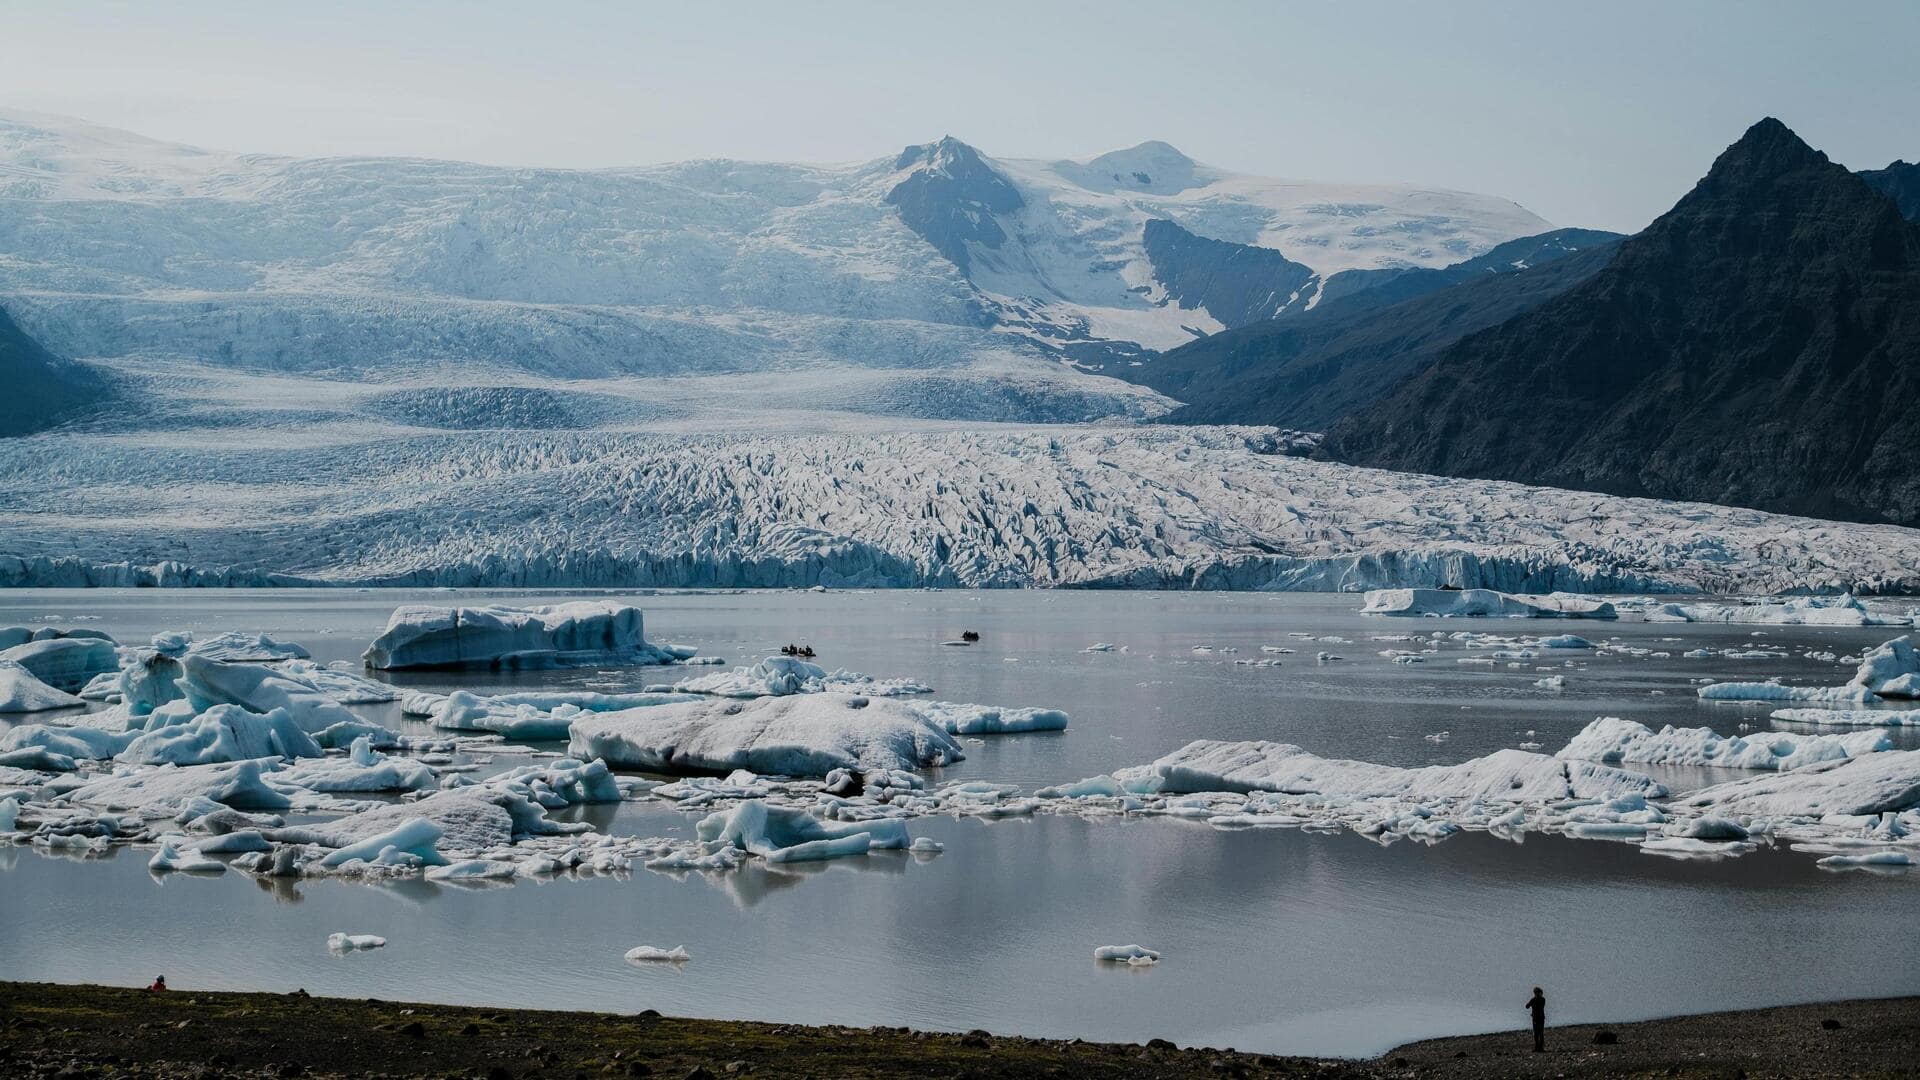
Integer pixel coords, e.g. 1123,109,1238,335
3,0,1916,231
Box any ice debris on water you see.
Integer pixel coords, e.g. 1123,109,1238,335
327,932,387,952
1093,944,1160,965
624,945,691,963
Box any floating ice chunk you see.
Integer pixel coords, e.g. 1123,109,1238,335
1557,717,1890,772
1852,637,1920,698
363,601,688,671
327,932,387,951
905,700,1069,735
1083,643,1118,653
624,945,691,963
0,637,119,692
1699,635,1920,704
0,746,76,771
569,693,963,777
1644,595,1907,626
1536,635,1595,649
1037,775,1126,799
1,723,137,760
1093,944,1160,965
186,632,312,662
317,818,447,869
117,651,186,716
426,858,519,881
486,757,624,805
1817,851,1913,870
67,759,294,814
1674,749,1920,817
272,660,395,704
1533,675,1567,690
148,835,226,873
432,689,699,740
909,836,944,854
1114,740,1665,802
0,660,86,713
178,655,361,734
1771,708,1920,727
673,656,929,698
119,704,325,766
278,738,436,793
696,800,908,863
1638,836,1756,860
1362,589,1617,619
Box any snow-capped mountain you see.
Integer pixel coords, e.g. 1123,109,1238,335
0,110,1549,392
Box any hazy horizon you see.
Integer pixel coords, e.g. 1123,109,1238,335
3,0,1918,233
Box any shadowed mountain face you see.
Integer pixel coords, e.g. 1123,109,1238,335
1136,232,1619,429
0,303,105,436
1325,119,1920,527
1859,160,1920,222
885,137,1025,276
1141,218,1318,329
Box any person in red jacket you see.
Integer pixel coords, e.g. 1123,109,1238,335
1526,987,1546,1052
146,975,168,992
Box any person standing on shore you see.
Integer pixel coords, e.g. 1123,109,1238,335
1526,987,1546,1052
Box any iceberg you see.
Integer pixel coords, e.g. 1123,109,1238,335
624,945,691,963
0,659,85,713
432,689,699,740
66,759,294,814
1556,717,1891,772
1643,595,1910,626
118,650,186,715
316,818,448,869
695,800,909,862
1698,635,1920,704
1673,749,1920,818
0,637,120,692
118,704,325,766
1113,739,1665,802
273,660,397,704
1093,944,1160,965
327,933,387,951
1361,589,1617,619
568,693,964,777
673,656,931,698
905,700,1070,735
0,723,138,760
177,655,362,734
1771,708,1920,727
277,737,436,793
185,632,312,662
363,601,687,671
148,835,227,873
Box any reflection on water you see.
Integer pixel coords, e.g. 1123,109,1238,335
2,588,1917,1056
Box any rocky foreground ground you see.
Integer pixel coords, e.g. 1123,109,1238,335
1,983,1915,1079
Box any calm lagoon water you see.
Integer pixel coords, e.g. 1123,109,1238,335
2,589,1916,1056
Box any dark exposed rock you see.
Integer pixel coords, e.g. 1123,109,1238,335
1327,118,1920,527
885,138,1023,276
1140,218,1317,329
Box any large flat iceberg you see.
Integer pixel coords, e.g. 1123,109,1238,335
568,694,964,776
1556,717,1890,771
0,660,85,713
1112,739,1663,802
363,601,693,670
1673,749,1920,818
1643,595,1911,626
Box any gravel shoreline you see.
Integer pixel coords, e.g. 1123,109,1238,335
2,982,1915,1079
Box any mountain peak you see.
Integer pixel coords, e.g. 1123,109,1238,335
1058,141,1204,195
1701,117,1831,186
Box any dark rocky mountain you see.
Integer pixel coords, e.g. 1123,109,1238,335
885,137,1024,275
1325,119,1920,527
0,303,106,436
1141,218,1318,329
1858,160,1920,221
1136,234,1619,429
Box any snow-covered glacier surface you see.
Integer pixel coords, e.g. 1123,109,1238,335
5,424,1919,592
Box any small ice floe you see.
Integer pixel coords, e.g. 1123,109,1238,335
625,944,691,963
147,835,226,874
1093,944,1160,966
1534,675,1567,690
327,932,387,952
1423,732,1450,744
1557,717,1890,772
1772,707,1920,727
1316,652,1342,663
1816,851,1913,872
1083,643,1118,653
908,836,944,854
